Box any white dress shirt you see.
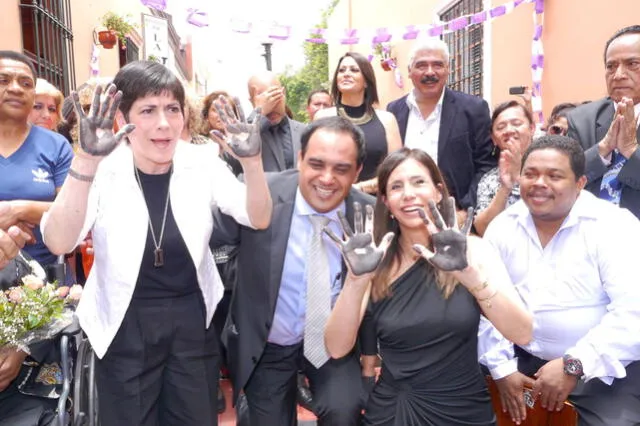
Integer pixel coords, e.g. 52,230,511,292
404,89,445,162
42,141,254,358
478,191,640,384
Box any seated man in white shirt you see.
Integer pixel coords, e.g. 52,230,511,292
479,135,640,426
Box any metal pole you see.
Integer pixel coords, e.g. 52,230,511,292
262,42,272,71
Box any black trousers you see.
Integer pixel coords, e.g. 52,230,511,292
516,346,640,426
0,380,56,426
95,292,220,426
244,342,363,426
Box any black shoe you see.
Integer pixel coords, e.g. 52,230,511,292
217,386,226,414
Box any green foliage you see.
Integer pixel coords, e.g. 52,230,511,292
280,0,340,122
100,12,137,45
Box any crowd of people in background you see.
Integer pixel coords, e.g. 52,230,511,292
0,22,640,426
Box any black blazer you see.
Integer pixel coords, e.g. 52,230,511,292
386,88,496,209
211,169,374,401
567,97,640,219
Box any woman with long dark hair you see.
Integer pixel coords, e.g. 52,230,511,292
324,148,532,425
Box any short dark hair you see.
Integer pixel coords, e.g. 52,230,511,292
491,100,534,129
0,50,36,80
604,25,640,63
307,89,331,106
112,61,185,120
300,116,366,167
331,52,379,114
547,102,577,127
521,135,585,180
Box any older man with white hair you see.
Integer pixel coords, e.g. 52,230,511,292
387,38,495,212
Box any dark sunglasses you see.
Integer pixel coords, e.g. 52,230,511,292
548,125,567,136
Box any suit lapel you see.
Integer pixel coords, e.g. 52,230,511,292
397,97,410,142
261,118,285,171
269,173,298,295
595,100,615,145
289,119,302,167
438,89,456,158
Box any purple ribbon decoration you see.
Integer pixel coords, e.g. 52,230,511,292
372,28,392,44
187,9,208,27
514,0,526,6
403,25,420,40
140,0,166,11
449,17,469,32
490,5,506,18
269,25,291,41
394,67,404,89
531,54,544,69
340,29,359,45
305,28,325,43
367,54,374,62
471,11,487,24
533,24,543,41
428,25,444,37
535,0,544,14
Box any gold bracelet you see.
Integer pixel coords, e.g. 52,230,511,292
470,280,489,294
478,288,499,308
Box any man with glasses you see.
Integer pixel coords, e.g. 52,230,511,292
567,25,640,218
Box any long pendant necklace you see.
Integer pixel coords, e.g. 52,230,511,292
134,164,172,267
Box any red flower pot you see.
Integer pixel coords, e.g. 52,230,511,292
380,59,392,72
98,30,117,49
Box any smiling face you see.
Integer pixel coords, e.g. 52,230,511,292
29,94,59,130
336,56,366,95
382,158,443,231
491,105,534,151
123,91,184,173
297,128,362,213
605,32,640,104
409,49,449,101
520,148,586,225
0,59,35,122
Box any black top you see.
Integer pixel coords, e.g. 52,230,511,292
342,104,388,182
362,259,494,425
132,168,199,299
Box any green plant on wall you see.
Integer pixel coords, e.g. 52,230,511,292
100,12,137,46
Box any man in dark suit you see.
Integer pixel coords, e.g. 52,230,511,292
567,25,640,219
246,72,306,173
386,38,495,212
213,117,372,426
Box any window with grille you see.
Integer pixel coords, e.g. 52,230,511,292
19,0,76,96
120,37,140,68
440,0,484,97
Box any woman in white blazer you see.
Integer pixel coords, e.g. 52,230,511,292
41,61,272,426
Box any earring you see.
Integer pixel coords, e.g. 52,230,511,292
390,214,395,220
491,145,497,157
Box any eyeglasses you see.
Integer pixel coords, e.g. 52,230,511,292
548,125,567,136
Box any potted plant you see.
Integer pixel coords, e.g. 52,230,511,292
373,42,396,72
98,12,137,50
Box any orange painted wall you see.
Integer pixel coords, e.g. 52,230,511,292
0,0,24,51
491,0,640,118
328,0,640,120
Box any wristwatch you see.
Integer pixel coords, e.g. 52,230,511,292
562,354,584,377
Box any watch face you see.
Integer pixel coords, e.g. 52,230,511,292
564,356,584,376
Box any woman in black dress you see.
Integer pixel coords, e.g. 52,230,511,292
324,148,532,426
315,52,402,194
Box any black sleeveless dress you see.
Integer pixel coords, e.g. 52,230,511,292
341,104,388,182
362,259,495,426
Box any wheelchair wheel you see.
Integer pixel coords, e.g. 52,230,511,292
73,338,99,426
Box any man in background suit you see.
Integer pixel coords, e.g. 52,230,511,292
387,38,495,212
246,72,306,173
212,117,372,426
567,25,640,219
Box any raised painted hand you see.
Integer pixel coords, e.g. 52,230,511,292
324,202,393,276
413,197,474,271
71,84,135,156
210,96,262,158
